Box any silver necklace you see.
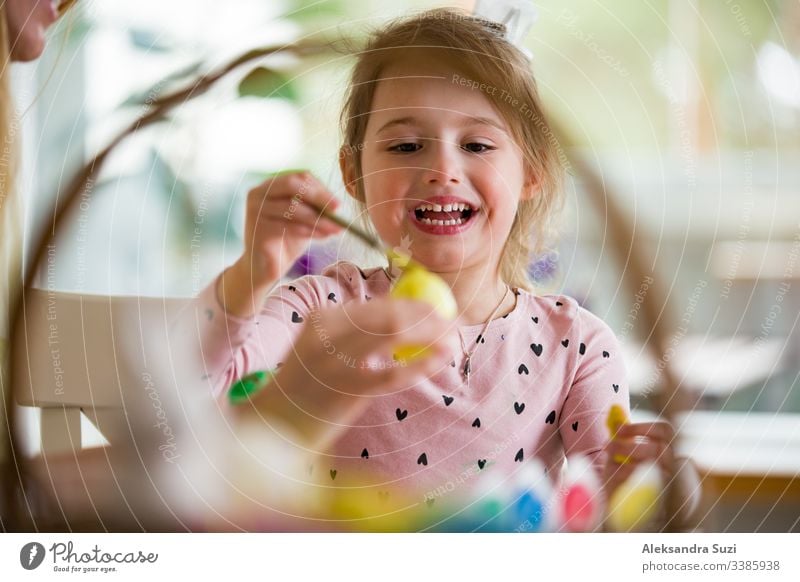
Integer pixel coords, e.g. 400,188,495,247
457,285,512,380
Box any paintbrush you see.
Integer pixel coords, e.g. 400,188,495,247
303,200,384,253
303,200,415,269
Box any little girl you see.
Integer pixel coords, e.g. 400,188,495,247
194,9,687,525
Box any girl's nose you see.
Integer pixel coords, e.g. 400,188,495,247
421,141,462,185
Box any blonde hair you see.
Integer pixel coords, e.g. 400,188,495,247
0,2,18,471
340,8,564,291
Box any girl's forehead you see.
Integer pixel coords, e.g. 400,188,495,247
368,62,505,128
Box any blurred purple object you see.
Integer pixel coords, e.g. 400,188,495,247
288,245,338,278
528,251,558,284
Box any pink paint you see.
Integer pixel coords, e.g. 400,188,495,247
562,484,596,532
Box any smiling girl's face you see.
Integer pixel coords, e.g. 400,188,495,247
345,58,534,278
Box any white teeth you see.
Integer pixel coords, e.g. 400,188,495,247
414,201,477,212
418,217,465,226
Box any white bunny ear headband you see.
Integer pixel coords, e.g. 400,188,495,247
473,0,538,60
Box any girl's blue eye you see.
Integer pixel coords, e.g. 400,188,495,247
389,143,421,153
462,142,495,153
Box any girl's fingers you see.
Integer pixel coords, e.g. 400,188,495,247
259,203,342,233
336,298,457,359
615,421,674,443
605,461,636,486
358,337,452,391
606,437,666,465
253,172,340,212
270,222,339,239
257,196,336,221
252,212,340,241
247,173,341,231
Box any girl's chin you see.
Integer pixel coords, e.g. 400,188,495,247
11,31,47,62
399,247,479,272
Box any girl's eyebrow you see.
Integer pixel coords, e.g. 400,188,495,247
376,117,418,134
376,115,507,134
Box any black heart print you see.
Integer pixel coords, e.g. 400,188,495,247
327,292,337,303
443,395,454,406
365,295,371,301
556,301,563,306
603,351,610,358
561,339,569,347
476,334,485,344
291,311,303,323
472,418,481,428
532,316,539,324
417,453,428,466
579,343,586,355
518,364,529,375
514,448,524,462
545,410,556,424
514,402,525,414
330,469,337,480
478,459,487,470
531,343,543,357
571,421,579,432
396,408,408,421
361,448,369,459
288,285,296,292
613,384,619,393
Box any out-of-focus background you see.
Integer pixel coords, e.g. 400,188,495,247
10,0,800,530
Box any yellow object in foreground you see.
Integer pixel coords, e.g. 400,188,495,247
606,404,630,464
390,261,457,363
606,462,663,532
606,403,628,437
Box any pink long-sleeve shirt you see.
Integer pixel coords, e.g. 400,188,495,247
194,260,630,500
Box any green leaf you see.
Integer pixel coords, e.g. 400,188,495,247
238,67,299,101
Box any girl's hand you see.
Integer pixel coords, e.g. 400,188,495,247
236,297,459,449
242,171,342,289
602,421,675,496
219,171,343,317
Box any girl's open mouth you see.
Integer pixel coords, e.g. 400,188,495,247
410,201,478,234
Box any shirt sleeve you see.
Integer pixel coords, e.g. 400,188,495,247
177,272,326,400
558,305,630,476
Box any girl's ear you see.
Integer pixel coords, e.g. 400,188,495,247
520,164,540,202
338,146,359,201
